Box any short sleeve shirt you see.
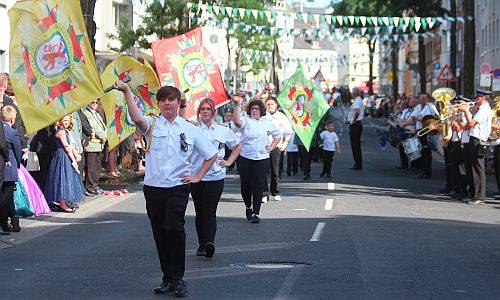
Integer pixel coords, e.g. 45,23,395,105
239,116,281,160
190,122,239,181
263,111,293,143
137,115,217,188
469,102,492,141
320,131,339,151
348,97,364,122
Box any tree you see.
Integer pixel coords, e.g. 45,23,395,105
214,0,274,92
108,1,191,52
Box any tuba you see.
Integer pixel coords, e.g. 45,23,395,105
432,87,455,143
490,96,500,140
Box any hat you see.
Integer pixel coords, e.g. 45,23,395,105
475,89,492,97
457,95,474,103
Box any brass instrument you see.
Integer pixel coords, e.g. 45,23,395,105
490,96,500,140
417,88,456,138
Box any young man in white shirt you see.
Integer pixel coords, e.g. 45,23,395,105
348,87,364,170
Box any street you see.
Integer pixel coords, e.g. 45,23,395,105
1,114,500,300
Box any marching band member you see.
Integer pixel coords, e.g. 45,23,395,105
396,99,415,169
458,89,492,204
415,93,437,178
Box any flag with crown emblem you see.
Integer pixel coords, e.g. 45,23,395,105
277,65,330,151
100,56,160,150
8,0,103,135
151,27,229,120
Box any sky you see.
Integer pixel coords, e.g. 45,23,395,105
288,0,338,8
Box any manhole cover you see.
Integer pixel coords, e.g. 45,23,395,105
229,262,311,269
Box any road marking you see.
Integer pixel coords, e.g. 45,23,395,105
273,266,304,300
328,182,335,190
309,222,326,242
324,199,333,210
293,208,307,211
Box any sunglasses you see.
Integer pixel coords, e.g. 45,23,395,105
180,133,188,152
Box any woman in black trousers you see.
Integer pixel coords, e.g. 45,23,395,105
232,98,281,223
190,98,241,258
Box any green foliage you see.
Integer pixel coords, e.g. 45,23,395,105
108,0,191,51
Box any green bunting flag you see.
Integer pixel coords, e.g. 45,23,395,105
277,65,330,151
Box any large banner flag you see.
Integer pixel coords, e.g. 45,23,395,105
151,27,229,119
277,65,330,151
8,0,103,135
101,56,160,150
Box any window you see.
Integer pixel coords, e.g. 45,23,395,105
113,2,128,29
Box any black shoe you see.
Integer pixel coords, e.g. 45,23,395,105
417,174,431,179
439,188,451,194
196,245,206,256
251,214,260,223
85,190,94,196
395,165,408,169
245,208,252,221
349,167,362,170
204,242,215,258
320,173,325,177
173,279,188,297
96,187,104,195
326,174,331,178
11,217,20,232
0,227,11,235
302,175,311,180
286,172,291,176
154,279,174,294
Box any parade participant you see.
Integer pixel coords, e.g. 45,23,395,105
397,99,416,169
190,98,241,259
114,81,217,297
319,120,340,178
83,99,107,195
232,96,281,223
348,87,364,170
44,115,85,213
223,110,236,171
458,89,492,204
448,102,468,200
0,73,27,151
0,106,22,234
262,96,293,202
286,131,299,176
415,93,437,178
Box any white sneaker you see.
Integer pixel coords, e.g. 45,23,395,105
273,195,282,201
261,196,268,203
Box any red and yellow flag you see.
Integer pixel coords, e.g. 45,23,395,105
8,0,103,135
151,27,229,119
100,56,160,150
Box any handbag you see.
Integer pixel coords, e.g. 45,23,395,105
26,151,40,172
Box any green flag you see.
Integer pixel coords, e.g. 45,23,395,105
277,65,330,151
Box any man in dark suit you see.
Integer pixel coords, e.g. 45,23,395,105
0,106,22,234
0,73,27,150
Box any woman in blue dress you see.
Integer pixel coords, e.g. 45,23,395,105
45,115,85,213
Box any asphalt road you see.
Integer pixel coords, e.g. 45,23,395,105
1,109,500,299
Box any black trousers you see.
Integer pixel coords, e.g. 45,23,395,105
398,144,408,168
494,145,500,193
419,135,432,177
298,145,312,176
349,122,363,168
84,151,102,192
462,142,475,196
239,157,268,215
448,141,466,192
322,149,335,175
190,179,224,246
0,181,15,228
286,151,299,175
143,184,189,281
470,137,486,200
444,143,452,189
265,148,281,196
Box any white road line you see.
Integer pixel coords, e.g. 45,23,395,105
273,266,304,300
324,199,333,210
293,208,307,211
328,182,335,191
309,222,326,242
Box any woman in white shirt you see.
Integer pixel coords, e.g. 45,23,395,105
232,97,281,224
190,98,242,258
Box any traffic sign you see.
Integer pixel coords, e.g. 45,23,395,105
493,68,500,79
480,63,491,75
437,64,456,81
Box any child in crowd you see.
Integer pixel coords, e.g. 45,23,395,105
319,120,340,178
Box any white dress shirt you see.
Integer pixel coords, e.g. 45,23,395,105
469,102,492,141
239,115,281,160
263,110,293,144
320,130,339,151
410,104,422,129
286,131,298,152
137,115,217,188
190,122,239,181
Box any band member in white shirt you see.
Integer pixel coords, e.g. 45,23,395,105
416,93,437,178
458,89,492,204
347,87,364,170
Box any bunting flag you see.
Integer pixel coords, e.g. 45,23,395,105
277,65,330,151
100,56,160,150
8,0,103,135
151,27,229,120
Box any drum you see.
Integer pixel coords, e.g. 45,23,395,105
428,133,444,156
402,136,422,161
